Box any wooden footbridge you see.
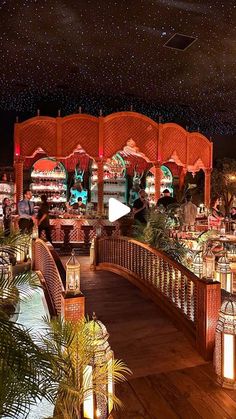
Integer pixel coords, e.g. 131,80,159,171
33,238,236,419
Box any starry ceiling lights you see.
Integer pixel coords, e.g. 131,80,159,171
0,0,235,135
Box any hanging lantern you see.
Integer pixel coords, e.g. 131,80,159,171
192,252,203,278
215,254,232,293
66,250,80,293
83,313,114,419
215,299,236,389
203,247,215,279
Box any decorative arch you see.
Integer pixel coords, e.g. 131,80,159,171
14,111,212,207
103,112,158,161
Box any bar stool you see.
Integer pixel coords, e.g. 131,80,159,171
61,225,73,252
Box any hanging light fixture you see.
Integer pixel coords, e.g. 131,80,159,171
66,250,80,293
192,252,203,278
215,299,236,389
215,254,232,293
203,246,215,279
82,313,114,419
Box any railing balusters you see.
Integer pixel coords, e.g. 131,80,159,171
187,279,192,320
180,273,185,313
163,261,168,297
169,265,173,302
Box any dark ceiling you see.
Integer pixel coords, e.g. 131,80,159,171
0,0,236,137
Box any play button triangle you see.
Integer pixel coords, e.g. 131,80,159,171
108,198,131,222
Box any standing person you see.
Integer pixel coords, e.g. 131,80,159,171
133,189,149,224
37,195,52,243
18,189,35,234
156,189,176,209
208,197,224,229
2,197,12,236
180,194,197,228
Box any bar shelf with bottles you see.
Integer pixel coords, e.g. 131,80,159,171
0,180,15,216
30,158,67,206
90,154,127,205
145,165,174,205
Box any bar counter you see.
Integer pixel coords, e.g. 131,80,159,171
49,216,119,243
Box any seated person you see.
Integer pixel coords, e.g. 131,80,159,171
230,207,236,220
71,197,86,211
208,197,224,229
156,189,176,209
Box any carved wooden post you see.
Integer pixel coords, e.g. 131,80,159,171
204,168,211,209
61,292,85,322
14,156,24,204
154,161,162,202
196,279,221,360
97,159,104,216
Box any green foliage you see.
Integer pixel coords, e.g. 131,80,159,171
135,209,187,263
212,158,236,214
38,316,132,419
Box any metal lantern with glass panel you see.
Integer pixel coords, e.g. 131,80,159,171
215,254,232,293
192,252,203,278
203,246,215,279
215,299,236,389
83,313,114,419
66,250,80,293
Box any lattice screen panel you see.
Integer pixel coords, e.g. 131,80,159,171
20,120,57,157
103,115,158,161
61,117,99,157
162,125,187,164
188,134,211,168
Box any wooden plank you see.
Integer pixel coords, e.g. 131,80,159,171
129,376,178,419
112,381,152,419
148,372,201,418
166,366,234,419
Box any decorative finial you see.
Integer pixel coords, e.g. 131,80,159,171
58,109,61,117
130,104,133,111
16,116,19,123
158,115,162,123
99,109,103,116
186,125,189,131
79,106,82,114
37,109,40,116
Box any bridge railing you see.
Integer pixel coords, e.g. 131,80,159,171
33,239,65,316
93,236,221,360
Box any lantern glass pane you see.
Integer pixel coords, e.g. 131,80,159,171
223,334,234,379
108,358,113,413
83,365,94,419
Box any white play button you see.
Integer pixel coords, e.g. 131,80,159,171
108,198,131,222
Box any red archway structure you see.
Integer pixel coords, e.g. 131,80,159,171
14,112,212,212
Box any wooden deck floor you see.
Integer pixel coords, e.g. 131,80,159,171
62,256,236,418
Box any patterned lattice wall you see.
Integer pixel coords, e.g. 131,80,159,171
103,113,158,161
161,124,187,165
188,133,212,168
19,118,57,157
61,116,99,157
15,112,212,171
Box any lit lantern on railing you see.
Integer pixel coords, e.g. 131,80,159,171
66,250,80,293
215,299,236,389
83,313,114,419
215,254,232,293
203,247,215,279
192,252,203,278
90,238,95,265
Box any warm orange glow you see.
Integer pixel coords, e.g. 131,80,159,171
223,334,234,380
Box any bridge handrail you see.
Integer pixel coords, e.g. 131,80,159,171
94,236,221,360
34,239,65,315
